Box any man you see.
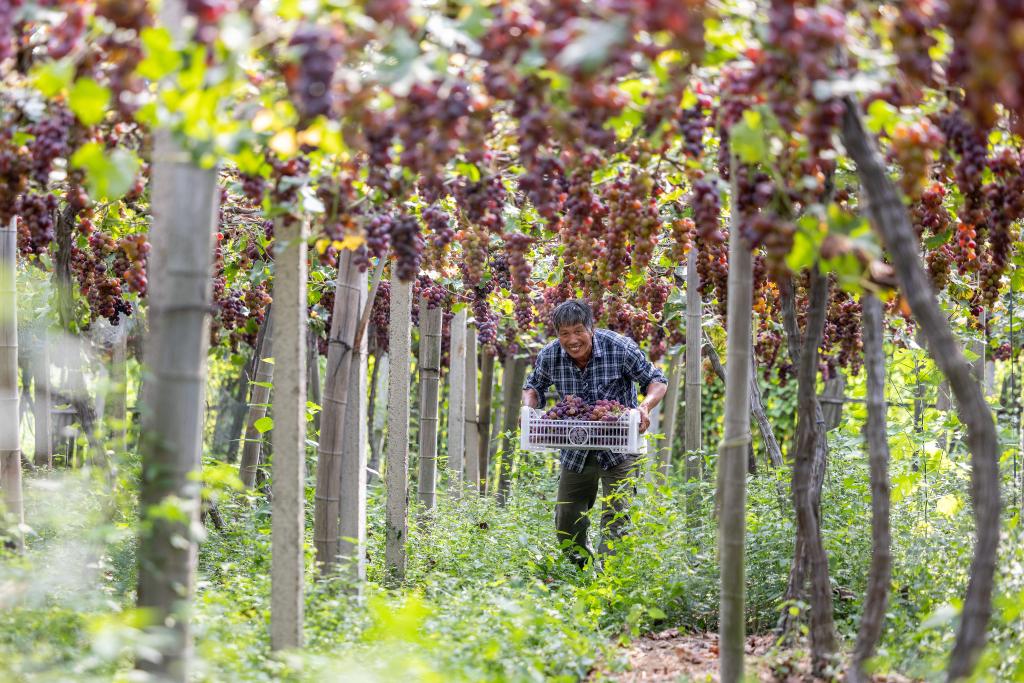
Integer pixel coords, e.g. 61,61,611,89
522,299,668,568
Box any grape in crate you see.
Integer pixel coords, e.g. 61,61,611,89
522,300,668,569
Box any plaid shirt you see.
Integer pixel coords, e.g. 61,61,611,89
523,328,668,472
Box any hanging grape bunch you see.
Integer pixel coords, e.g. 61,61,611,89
504,232,533,291
390,212,423,282
669,217,695,264
690,177,724,243
14,193,58,256
114,234,150,295
27,108,73,186
472,286,499,346
911,182,949,237
888,119,945,199
422,203,454,267
284,24,341,124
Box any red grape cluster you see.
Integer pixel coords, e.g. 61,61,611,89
114,234,149,295
0,135,31,225
678,90,713,159
541,396,627,423
911,182,950,237
504,232,533,291
892,0,941,88
389,212,422,282
669,217,695,263
690,178,724,243
472,285,499,346
954,222,978,273
370,279,391,353
27,110,73,186
285,26,341,123
184,0,233,44
459,224,489,286
268,154,310,208
14,193,57,256
519,155,566,222
889,119,945,199
926,243,954,291
422,203,454,264
454,173,506,233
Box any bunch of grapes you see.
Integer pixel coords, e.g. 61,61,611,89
415,273,446,311
27,110,73,185
472,286,499,346
691,178,724,243
541,395,628,422
745,213,795,278
940,110,989,227
504,232,533,291
114,233,150,295
892,0,941,88
954,222,978,272
245,282,272,324
678,90,713,158
459,224,489,286
669,217,695,263
268,154,311,209
184,0,233,44
454,173,507,233
370,279,391,353
360,213,392,270
0,136,31,225
926,243,954,291
422,203,454,260
561,167,603,268
240,173,266,204
696,234,730,317
284,25,341,123
390,213,422,282
15,193,58,256
977,259,1003,309
0,1,22,63
889,119,945,199
518,155,565,222
96,0,151,30
911,182,950,237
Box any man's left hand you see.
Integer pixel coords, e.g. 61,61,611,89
638,405,651,433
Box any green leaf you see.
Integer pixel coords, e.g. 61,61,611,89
866,99,899,135
455,162,481,182
647,606,667,620
69,78,112,126
70,143,142,201
31,59,75,97
729,109,766,164
253,416,274,434
137,27,183,81
1012,267,1024,293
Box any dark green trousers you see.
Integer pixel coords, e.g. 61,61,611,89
554,453,638,567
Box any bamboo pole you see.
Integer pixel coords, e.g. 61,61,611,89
463,327,480,494
717,179,752,683
416,301,443,510
0,218,24,550
385,277,412,585
446,310,467,494
476,349,495,495
658,350,682,477
314,248,362,570
270,217,307,651
238,309,274,489
684,247,702,476
339,262,369,583
135,121,218,681
496,357,526,506
32,326,52,469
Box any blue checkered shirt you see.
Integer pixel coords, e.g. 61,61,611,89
523,328,668,472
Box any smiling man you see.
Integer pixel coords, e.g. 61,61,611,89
522,299,668,569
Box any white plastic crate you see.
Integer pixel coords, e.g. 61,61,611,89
519,407,647,454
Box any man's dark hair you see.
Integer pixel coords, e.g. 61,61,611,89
552,299,594,332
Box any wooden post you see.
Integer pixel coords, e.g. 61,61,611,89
368,352,388,483
684,247,702,478
658,350,682,477
106,323,129,453
446,310,467,494
313,249,362,570
496,357,526,506
476,350,495,495
270,217,307,651
135,123,218,681
717,177,752,683
32,326,52,469
463,327,480,493
416,301,443,510
0,218,24,550
238,310,274,489
385,277,412,585
339,262,368,583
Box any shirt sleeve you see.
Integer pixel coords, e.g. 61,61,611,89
523,350,552,406
623,338,668,388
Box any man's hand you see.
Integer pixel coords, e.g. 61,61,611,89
637,405,651,433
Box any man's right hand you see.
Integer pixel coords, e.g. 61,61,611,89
522,388,539,408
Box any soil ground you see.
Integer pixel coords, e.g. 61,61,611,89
590,629,918,682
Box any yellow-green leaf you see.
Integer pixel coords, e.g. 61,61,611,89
70,142,142,201
69,78,112,126
137,27,183,81
31,59,75,97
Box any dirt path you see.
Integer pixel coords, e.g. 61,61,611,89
589,629,917,682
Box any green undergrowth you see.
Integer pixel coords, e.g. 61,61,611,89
1,439,1023,682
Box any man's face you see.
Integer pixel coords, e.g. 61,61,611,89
557,323,593,364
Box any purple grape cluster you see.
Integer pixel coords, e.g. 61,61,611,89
542,396,628,422
390,212,422,282
287,24,341,124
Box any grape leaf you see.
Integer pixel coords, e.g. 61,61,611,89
70,143,141,201
253,416,274,434
68,78,111,126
